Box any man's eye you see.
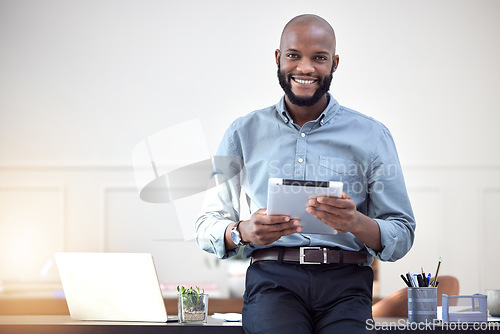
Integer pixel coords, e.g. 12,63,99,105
286,54,299,58
315,56,327,61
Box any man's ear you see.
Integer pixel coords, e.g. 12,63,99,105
333,54,340,72
275,49,281,67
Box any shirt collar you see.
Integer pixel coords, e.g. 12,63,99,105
276,92,340,126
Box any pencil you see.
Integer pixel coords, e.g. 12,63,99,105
432,256,443,287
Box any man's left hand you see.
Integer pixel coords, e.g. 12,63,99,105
307,192,383,251
306,192,360,234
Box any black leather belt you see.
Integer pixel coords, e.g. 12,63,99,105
251,247,367,265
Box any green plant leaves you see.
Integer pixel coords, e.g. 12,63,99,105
177,285,205,309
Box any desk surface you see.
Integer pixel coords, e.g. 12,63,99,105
0,315,243,334
1,315,499,334
0,297,244,316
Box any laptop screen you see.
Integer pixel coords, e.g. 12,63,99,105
55,252,168,322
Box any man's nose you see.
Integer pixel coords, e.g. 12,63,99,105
296,59,314,74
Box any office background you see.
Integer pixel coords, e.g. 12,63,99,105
1,0,499,299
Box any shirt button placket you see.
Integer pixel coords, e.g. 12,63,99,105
294,128,309,179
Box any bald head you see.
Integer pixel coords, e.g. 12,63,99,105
275,14,339,109
280,14,336,54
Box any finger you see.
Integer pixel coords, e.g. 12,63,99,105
256,221,302,246
307,206,346,224
313,196,340,207
306,206,327,219
306,206,343,232
305,207,339,232
263,214,291,225
265,219,301,232
308,199,344,215
252,209,290,224
315,196,353,210
280,224,302,236
275,221,302,236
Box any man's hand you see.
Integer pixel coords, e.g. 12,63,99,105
306,192,360,233
306,192,383,252
237,209,302,247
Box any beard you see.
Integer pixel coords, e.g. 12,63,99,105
277,62,334,107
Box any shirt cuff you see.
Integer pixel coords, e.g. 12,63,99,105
366,218,398,262
207,219,239,259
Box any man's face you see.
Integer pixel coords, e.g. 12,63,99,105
276,23,338,107
277,61,334,107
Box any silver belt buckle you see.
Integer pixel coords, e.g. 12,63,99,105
299,247,327,264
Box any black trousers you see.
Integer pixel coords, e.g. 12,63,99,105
242,261,373,334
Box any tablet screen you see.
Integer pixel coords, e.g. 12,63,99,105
266,178,343,235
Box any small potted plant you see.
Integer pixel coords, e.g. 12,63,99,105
177,285,209,323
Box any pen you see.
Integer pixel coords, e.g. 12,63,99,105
406,272,415,287
416,274,423,287
426,273,431,286
412,274,420,287
432,256,443,287
401,274,411,287
420,268,426,287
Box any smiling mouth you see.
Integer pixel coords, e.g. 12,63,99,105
291,77,318,85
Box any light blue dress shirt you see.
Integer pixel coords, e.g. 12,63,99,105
195,93,415,264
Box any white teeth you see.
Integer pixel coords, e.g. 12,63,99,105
294,78,315,84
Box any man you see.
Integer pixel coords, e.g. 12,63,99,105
196,14,415,333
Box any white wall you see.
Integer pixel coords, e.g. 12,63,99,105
1,0,499,298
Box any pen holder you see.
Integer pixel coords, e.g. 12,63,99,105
407,287,437,323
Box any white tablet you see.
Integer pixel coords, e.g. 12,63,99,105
266,178,343,235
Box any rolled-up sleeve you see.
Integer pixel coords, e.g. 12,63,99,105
195,182,241,259
195,124,243,259
365,127,416,262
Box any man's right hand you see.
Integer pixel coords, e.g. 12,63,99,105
239,209,302,246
